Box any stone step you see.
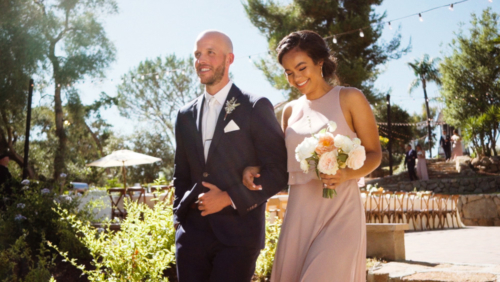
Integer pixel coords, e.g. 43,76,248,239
368,261,500,282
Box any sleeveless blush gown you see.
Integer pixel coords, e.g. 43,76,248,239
270,86,366,282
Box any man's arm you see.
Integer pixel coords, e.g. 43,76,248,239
172,111,192,225
226,98,288,217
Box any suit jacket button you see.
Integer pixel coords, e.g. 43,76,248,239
203,172,209,178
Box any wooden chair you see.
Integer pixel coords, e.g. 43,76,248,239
450,195,461,228
380,191,393,223
267,197,281,221
405,192,419,230
360,191,371,222
432,194,448,229
392,192,407,224
419,194,434,230
108,188,127,220
369,191,384,223
127,187,146,205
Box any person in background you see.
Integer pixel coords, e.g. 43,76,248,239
404,144,418,181
439,129,452,161
415,144,429,181
0,152,12,211
451,129,463,160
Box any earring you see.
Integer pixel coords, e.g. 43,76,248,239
321,65,324,78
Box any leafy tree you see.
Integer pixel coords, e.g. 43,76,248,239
440,8,500,156
374,102,413,154
117,54,203,150
243,0,410,102
0,0,45,178
33,0,118,180
407,54,441,157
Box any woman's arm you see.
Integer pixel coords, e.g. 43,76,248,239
242,101,294,190
320,88,382,189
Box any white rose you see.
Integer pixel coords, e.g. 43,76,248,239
353,138,361,146
295,137,317,162
334,134,354,153
300,159,310,173
327,121,337,132
346,145,366,170
317,150,339,175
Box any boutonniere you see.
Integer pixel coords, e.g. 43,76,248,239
224,97,240,120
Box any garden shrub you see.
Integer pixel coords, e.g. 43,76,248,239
49,199,176,281
254,217,282,281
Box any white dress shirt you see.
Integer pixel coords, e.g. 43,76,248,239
199,81,236,208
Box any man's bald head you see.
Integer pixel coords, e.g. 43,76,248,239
195,30,233,54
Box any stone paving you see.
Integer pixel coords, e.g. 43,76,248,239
405,227,500,265
367,227,500,281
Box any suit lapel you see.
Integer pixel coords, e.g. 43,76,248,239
192,95,205,167
206,85,241,165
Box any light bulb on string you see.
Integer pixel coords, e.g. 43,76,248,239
449,4,454,11
388,21,392,30
359,29,364,37
155,74,159,79
489,0,492,2
248,56,252,63
141,75,144,80
419,13,423,22
332,36,337,44
132,78,136,83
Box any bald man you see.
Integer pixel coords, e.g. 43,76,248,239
172,31,288,281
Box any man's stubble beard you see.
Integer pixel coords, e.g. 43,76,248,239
199,56,226,86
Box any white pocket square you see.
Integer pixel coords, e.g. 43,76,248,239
224,120,240,133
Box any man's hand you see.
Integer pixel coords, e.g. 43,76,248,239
198,182,232,216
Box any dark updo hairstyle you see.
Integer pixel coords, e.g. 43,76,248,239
276,30,338,82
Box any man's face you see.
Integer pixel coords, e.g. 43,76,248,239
194,35,230,86
407,146,412,151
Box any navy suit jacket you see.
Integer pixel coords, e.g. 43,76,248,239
405,149,417,167
172,84,288,249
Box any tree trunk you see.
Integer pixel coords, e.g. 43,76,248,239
0,117,35,179
53,83,67,180
421,79,433,158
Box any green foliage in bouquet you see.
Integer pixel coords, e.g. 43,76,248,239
254,216,282,281
48,200,176,281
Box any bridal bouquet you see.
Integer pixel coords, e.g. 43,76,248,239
295,121,366,199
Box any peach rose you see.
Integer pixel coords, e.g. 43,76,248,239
318,150,339,175
346,145,366,170
315,132,336,155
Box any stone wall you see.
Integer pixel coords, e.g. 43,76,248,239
366,175,500,194
458,194,500,226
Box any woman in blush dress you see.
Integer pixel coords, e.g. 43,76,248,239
416,144,429,181
451,129,463,160
242,30,381,282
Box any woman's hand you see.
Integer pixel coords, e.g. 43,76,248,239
320,169,350,190
242,166,262,190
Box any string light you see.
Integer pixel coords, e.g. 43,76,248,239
141,75,144,80
419,13,423,22
332,36,337,44
449,4,454,10
388,21,392,30
359,29,364,37
249,56,252,63
155,74,159,79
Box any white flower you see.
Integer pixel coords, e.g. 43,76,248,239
317,150,339,175
334,134,354,153
300,160,310,173
21,179,30,185
17,203,25,209
295,137,317,162
14,214,26,221
353,138,361,146
327,121,337,132
346,145,366,170
41,188,50,195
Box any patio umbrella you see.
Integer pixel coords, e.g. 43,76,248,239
86,150,162,188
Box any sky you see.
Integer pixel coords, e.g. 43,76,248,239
34,0,497,153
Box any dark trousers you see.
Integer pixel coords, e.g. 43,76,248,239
443,147,451,160
408,164,418,181
175,208,261,282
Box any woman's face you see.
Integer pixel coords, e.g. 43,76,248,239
281,48,323,95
